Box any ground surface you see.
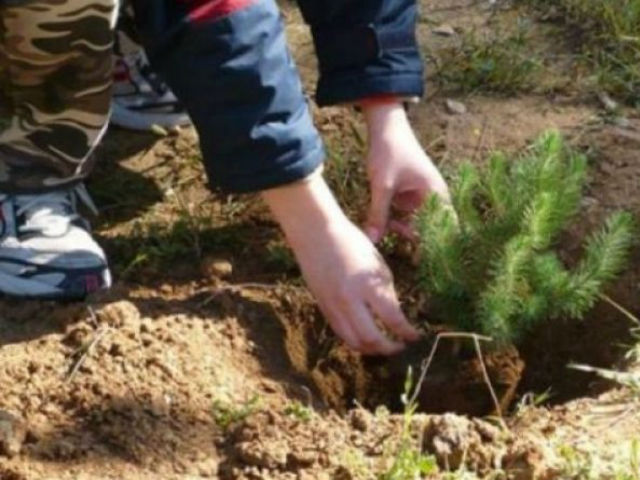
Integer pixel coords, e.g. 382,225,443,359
1,0,640,479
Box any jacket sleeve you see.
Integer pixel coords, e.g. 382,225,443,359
129,0,324,193
296,0,424,106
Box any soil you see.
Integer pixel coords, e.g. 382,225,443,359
2,1,640,479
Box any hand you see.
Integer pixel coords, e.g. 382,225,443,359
361,101,449,243
262,174,420,355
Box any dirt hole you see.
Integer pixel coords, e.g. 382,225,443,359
277,289,636,417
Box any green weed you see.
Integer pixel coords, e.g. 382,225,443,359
211,395,261,430
379,367,438,480
266,242,298,272
557,440,640,480
283,401,314,422
435,19,543,94
524,0,640,104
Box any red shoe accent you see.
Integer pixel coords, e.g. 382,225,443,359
113,60,131,83
84,274,101,293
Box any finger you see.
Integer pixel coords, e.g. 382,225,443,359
366,179,393,243
319,302,361,350
366,286,421,342
347,301,404,356
425,164,451,201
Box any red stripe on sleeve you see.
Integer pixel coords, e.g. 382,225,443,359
178,0,255,23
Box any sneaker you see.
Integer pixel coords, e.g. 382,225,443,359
0,185,111,299
111,50,191,131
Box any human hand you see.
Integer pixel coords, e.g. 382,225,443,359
361,100,449,243
262,173,420,355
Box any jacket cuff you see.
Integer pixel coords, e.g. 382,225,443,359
208,141,325,194
316,71,424,107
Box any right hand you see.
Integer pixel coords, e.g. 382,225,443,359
262,173,420,355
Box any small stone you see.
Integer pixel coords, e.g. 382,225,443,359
97,301,140,327
201,257,234,279
597,92,618,112
423,414,481,470
433,24,456,36
349,409,370,432
63,324,92,347
445,99,467,115
140,318,154,334
287,450,317,467
236,441,288,469
0,411,27,458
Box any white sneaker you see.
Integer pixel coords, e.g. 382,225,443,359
111,50,191,131
0,185,111,299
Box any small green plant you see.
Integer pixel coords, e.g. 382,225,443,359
514,389,553,416
379,367,438,480
558,444,597,479
211,395,261,430
266,242,298,272
417,130,635,346
283,401,314,422
436,20,542,94
630,440,640,480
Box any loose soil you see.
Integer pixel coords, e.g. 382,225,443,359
2,1,640,479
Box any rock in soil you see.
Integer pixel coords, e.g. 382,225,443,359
0,411,27,458
445,99,468,115
433,24,456,36
202,257,234,279
423,414,501,471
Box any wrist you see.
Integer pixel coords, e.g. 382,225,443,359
261,173,346,248
360,100,410,141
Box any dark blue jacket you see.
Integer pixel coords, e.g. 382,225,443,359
131,0,424,193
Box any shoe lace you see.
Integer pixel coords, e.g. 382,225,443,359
13,184,98,237
130,51,169,97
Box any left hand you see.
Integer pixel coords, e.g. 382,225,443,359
361,100,450,243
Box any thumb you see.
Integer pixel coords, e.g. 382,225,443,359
366,181,393,243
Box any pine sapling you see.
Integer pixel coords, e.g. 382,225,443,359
416,130,636,347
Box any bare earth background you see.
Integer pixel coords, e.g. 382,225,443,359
1,1,640,478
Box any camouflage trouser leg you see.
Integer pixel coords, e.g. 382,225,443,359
0,0,118,193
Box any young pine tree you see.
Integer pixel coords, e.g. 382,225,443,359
416,130,635,347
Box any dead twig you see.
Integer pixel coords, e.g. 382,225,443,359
197,282,281,308
599,293,640,326
65,325,110,383
410,332,507,426
86,305,99,328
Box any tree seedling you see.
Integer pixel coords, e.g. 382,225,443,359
416,130,635,347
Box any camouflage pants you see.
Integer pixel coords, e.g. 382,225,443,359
0,0,118,193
